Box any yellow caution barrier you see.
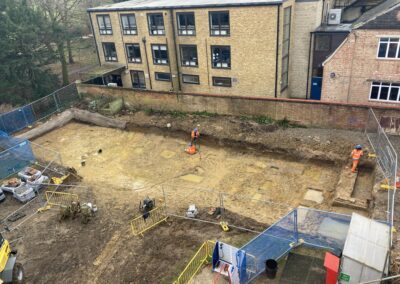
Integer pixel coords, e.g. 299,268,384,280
173,240,216,284
130,207,168,236
45,191,79,207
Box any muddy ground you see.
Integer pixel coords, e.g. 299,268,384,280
0,110,380,283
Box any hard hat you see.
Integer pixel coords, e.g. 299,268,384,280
194,128,198,132
355,144,362,149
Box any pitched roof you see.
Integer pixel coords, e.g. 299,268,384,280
352,0,400,29
87,0,282,12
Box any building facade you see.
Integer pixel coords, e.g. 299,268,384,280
88,0,296,98
321,3,400,105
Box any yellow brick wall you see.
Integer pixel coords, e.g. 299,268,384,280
90,5,283,97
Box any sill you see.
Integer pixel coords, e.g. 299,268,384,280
149,32,166,36
178,33,196,36
211,66,231,70
212,85,232,88
376,57,400,61
183,82,200,85
153,62,169,66
105,60,118,62
123,32,138,36
128,61,142,64
181,64,199,68
155,79,171,82
369,99,400,104
133,87,146,90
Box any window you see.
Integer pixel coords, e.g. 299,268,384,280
102,43,117,62
126,44,141,63
177,12,195,35
182,74,200,85
213,77,231,87
180,45,198,67
148,13,165,35
377,38,400,59
281,7,291,90
209,11,230,36
155,72,171,81
315,35,330,52
211,46,231,69
131,70,146,89
370,81,400,102
97,15,112,35
151,44,168,65
121,14,137,35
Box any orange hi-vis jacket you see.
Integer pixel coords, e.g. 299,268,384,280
191,130,200,139
351,149,363,160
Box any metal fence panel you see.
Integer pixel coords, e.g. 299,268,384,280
0,83,78,135
365,108,397,241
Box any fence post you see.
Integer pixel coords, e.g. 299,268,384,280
53,93,60,112
21,107,29,127
294,209,299,243
0,116,6,133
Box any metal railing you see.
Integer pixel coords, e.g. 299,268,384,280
173,240,215,284
45,191,79,207
0,83,79,134
130,206,168,236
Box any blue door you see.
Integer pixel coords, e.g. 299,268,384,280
310,77,322,100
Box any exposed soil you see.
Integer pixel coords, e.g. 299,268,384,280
0,110,379,283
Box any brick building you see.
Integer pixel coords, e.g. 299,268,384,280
87,0,298,98
321,0,400,105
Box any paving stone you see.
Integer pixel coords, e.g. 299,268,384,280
303,189,324,204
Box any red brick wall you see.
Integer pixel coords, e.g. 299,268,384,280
322,30,400,106
78,83,400,131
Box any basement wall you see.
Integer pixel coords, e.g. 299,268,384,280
77,83,400,131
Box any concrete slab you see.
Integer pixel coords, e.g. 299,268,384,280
160,150,176,159
180,174,204,183
303,189,324,204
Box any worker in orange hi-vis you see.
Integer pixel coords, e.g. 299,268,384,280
191,127,200,145
350,144,363,173
185,142,197,155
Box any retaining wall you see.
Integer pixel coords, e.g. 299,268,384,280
77,83,400,131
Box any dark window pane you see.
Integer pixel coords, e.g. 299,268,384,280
212,46,230,68
379,85,389,100
103,43,117,61
131,71,146,89
213,77,231,87
315,35,330,51
378,42,388,57
182,74,199,84
126,44,141,63
148,14,165,35
155,72,171,81
390,87,399,101
388,43,398,58
210,12,230,36
180,45,198,66
152,45,168,64
370,86,379,99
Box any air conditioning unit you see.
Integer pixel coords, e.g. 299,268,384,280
328,9,342,25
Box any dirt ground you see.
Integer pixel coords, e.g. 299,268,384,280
0,111,379,283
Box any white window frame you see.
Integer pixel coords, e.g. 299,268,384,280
376,37,400,59
369,81,400,103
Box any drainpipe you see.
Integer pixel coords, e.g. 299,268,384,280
305,32,313,99
169,9,181,92
166,37,174,90
274,4,281,98
88,11,101,67
142,37,153,90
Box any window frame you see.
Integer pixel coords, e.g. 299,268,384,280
177,12,196,36
120,14,137,35
180,45,198,67
155,72,172,82
182,74,200,85
212,76,232,87
211,45,231,69
131,70,146,89
369,81,400,103
376,37,400,59
281,6,292,91
151,44,169,65
97,14,113,35
147,13,165,36
125,43,142,63
102,42,118,62
209,11,230,36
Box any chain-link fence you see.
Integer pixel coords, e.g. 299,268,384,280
0,83,79,134
365,108,397,244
